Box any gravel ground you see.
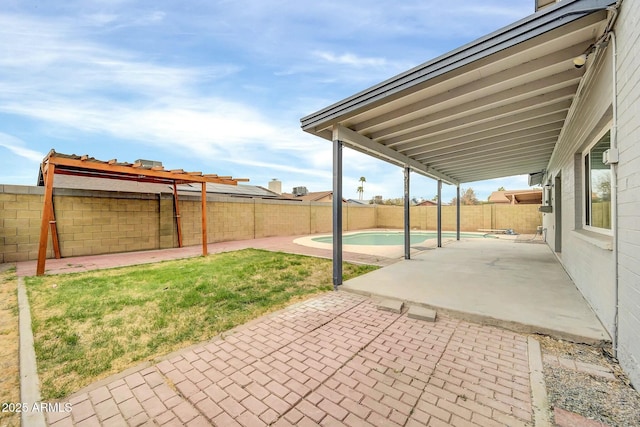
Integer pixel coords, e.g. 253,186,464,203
538,335,640,427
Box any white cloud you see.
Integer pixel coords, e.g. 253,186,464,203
224,158,329,179
0,133,44,163
313,51,388,68
0,12,293,160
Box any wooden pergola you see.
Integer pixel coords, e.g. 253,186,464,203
36,150,248,275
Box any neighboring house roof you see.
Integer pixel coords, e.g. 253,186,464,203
488,189,542,204
416,200,438,206
281,190,347,203
282,191,331,201
178,182,285,199
48,174,288,200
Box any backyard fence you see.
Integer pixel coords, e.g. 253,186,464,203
0,185,541,263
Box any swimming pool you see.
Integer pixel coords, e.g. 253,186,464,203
311,231,491,246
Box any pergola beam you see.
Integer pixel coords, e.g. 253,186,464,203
47,156,240,185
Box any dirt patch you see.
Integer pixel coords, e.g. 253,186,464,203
0,267,20,427
538,335,640,427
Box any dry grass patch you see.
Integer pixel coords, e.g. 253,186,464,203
0,266,20,427
25,249,377,399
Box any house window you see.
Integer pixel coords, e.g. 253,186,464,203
584,129,611,231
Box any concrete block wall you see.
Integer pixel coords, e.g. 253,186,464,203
345,205,377,231
159,195,177,249
0,185,542,263
208,198,255,243
310,204,332,233
376,206,404,229
493,205,542,234
0,186,52,263
53,193,160,257
377,204,540,234
175,195,203,247
254,200,311,238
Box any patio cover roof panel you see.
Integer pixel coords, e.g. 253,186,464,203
301,0,616,184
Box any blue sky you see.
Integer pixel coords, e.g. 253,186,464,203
0,0,536,202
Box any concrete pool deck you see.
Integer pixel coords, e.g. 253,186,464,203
340,237,610,344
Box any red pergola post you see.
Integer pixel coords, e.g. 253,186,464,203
201,182,208,256
36,163,56,275
173,183,183,248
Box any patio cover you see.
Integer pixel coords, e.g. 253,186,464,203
301,0,617,185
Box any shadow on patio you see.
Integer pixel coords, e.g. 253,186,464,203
340,238,610,345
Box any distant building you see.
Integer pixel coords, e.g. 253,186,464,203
347,199,368,205
488,189,542,205
281,186,346,203
267,179,282,195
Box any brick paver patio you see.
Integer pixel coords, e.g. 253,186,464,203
46,292,534,426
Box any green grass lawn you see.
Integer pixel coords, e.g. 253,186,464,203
25,249,377,399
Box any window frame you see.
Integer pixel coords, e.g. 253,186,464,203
582,124,613,235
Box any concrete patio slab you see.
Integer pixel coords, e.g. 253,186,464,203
341,238,610,344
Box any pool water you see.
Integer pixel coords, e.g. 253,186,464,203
311,231,491,246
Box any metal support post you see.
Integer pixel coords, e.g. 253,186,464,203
437,179,442,248
404,167,411,259
456,185,461,240
332,139,343,289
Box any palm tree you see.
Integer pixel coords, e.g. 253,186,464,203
358,176,366,200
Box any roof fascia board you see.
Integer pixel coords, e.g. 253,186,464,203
301,0,614,132
333,124,458,185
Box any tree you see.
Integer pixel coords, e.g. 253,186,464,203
357,176,366,200
450,187,479,205
383,198,404,205
497,186,506,191
595,174,611,201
